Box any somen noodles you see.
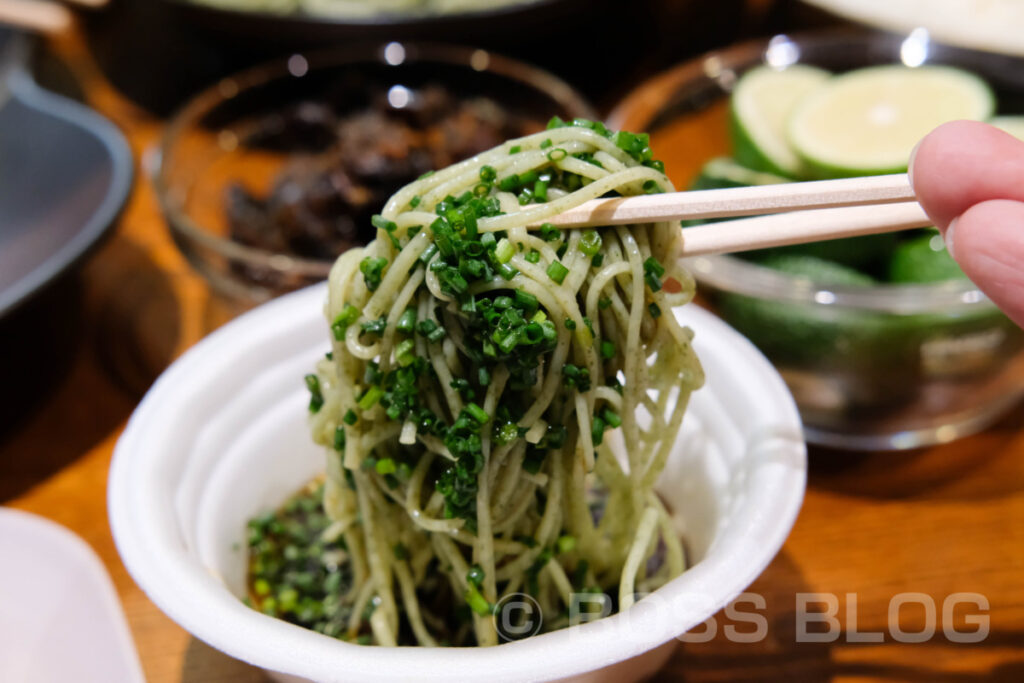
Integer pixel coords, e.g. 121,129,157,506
292,119,703,646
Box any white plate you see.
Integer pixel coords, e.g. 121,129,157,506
109,282,806,683
0,508,144,683
803,0,1024,56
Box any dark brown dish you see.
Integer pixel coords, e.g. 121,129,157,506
154,43,594,305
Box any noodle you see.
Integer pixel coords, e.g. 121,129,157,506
305,119,704,645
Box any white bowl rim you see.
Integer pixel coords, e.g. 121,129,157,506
109,283,806,683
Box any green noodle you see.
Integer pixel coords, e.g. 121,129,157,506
306,120,704,646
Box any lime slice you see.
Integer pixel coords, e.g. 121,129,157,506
730,65,831,178
990,115,1024,141
887,231,967,283
789,65,995,178
690,157,790,190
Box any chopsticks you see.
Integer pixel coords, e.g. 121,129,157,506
543,173,932,256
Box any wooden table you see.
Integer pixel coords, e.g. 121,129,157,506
3,31,1024,683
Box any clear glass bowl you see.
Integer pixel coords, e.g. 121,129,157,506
154,42,595,309
610,29,1024,450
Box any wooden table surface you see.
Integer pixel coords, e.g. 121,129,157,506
3,30,1024,683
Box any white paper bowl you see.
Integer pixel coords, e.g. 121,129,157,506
109,283,806,683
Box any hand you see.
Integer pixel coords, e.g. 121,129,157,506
909,120,1024,327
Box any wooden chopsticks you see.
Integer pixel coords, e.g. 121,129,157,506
543,173,932,256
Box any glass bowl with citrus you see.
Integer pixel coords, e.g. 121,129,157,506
611,29,1024,450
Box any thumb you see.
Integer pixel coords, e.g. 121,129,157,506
945,199,1024,327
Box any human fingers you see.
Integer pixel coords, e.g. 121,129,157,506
944,199,1024,327
909,120,1024,232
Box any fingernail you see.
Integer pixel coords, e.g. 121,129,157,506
944,216,958,259
907,139,923,192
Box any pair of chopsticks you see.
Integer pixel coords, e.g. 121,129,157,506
543,174,931,256
0,0,106,35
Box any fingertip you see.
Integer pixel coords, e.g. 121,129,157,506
949,199,1024,327
910,121,1024,233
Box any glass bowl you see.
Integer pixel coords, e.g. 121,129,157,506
154,42,595,309
610,29,1024,450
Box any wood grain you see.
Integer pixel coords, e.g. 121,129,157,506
2,29,1023,683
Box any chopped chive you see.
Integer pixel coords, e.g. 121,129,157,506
360,317,387,337
518,170,539,185
466,403,490,425
304,374,323,413
580,229,602,256
333,426,346,451
478,367,491,386
598,297,612,310
525,249,540,264
467,564,485,587
479,165,497,182
547,148,567,161
642,180,665,194
648,302,662,318
331,304,360,340
600,340,616,359
495,238,515,264
564,318,576,330
539,223,561,242
591,416,606,445
431,218,456,259
540,138,553,149
533,179,548,202
547,261,569,284
418,242,439,266
498,263,519,281
395,339,416,367
509,145,522,154
397,309,417,334
557,535,576,554
603,409,622,428
465,585,492,617
343,409,358,425
514,290,538,312
498,174,520,192
590,253,604,267
359,256,388,291
375,458,396,475
644,257,666,277
358,386,384,411
410,195,421,208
